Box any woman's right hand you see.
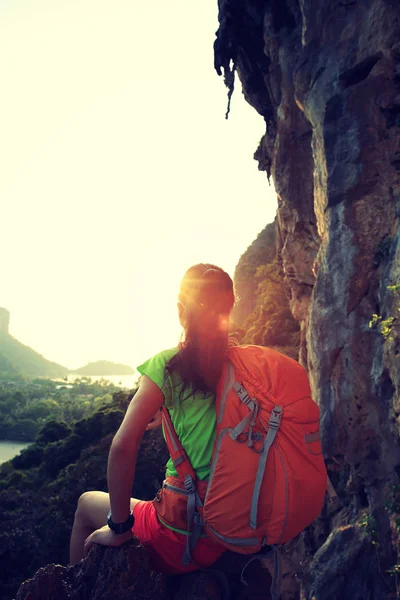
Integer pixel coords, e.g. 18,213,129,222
146,408,162,430
84,525,134,557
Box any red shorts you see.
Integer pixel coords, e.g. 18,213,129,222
132,500,224,574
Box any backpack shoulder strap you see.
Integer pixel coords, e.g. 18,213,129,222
161,406,197,482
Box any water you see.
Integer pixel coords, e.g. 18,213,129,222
0,375,140,466
0,440,30,465
53,373,140,389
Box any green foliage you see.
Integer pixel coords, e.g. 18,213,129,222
385,485,400,532
35,420,71,444
369,314,395,340
241,261,300,357
0,378,120,442
0,388,168,600
11,444,44,470
386,564,400,576
232,223,277,327
232,223,300,357
387,284,400,294
384,486,400,586
359,513,380,548
369,283,400,341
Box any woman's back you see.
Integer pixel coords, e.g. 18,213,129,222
70,263,235,574
137,346,216,481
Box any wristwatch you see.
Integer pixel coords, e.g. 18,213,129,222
107,510,135,534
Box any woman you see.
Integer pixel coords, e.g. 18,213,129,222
69,263,235,574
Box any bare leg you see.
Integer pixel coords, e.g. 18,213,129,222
69,491,140,565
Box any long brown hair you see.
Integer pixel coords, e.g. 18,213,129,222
165,263,235,401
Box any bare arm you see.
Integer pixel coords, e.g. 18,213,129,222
107,374,164,521
84,375,164,553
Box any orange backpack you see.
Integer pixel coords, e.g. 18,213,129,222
154,345,329,596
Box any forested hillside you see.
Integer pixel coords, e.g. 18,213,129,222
0,389,168,600
232,222,300,359
0,330,68,377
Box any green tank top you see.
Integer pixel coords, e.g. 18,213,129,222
137,347,216,481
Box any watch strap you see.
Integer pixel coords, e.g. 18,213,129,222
107,510,134,534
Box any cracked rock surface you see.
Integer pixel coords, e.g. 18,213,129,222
215,0,400,598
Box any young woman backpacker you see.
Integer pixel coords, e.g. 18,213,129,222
69,263,235,573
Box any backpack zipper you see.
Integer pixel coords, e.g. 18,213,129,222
206,525,260,547
163,482,190,496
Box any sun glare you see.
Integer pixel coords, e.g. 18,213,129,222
1,0,277,371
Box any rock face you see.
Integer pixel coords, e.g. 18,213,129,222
232,222,300,358
0,308,9,334
14,542,275,600
15,542,167,600
215,0,400,598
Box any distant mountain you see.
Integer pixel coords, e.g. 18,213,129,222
0,309,134,379
71,361,135,376
0,331,68,377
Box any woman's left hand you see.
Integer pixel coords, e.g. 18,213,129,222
84,525,134,557
146,408,162,430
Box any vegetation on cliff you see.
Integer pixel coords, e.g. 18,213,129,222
232,222,300,358
232,222,277,326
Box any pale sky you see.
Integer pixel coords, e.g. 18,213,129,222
1,0,277,370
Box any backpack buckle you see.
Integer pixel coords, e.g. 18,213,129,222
184,475,196,494
269,406,283,430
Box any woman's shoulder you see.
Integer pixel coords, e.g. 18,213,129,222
154,346,180,361
136,347,179,375
144,346,179,368
136,347,179,384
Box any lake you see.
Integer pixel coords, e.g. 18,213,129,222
52,373,140,389
0,440,30,465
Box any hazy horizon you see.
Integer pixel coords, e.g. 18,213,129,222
1,1,277,371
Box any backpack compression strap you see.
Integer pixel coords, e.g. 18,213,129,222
161,406,203,565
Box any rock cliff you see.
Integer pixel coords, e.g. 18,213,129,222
215,0,400,597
